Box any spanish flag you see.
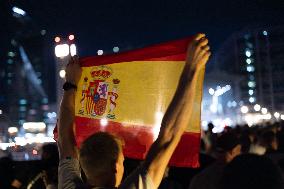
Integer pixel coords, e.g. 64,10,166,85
69,37,203,167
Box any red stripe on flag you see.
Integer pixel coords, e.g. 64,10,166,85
80,37,193,67
74,116,200,168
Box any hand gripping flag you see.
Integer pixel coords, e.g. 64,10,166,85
55,37,205,167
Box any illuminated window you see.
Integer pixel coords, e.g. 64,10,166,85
248,81,256,88
246,58,252,64
248,90,254,95
263,31,268,36
19,99,27,105
249,97,255,103
245,50,252,57
247,65,255,72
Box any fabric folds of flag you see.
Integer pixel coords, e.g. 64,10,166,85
57,37,205,167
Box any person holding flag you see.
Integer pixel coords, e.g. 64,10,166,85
57,33,210,189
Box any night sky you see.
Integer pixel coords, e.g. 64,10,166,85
1,0,284,58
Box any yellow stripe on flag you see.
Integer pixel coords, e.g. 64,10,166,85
75,60,201,136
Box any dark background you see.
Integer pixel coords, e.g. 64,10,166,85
1,0,284,58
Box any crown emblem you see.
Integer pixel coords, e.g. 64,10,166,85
113,79,120,84
90,66,112,80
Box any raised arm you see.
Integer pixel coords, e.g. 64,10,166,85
144,34,210,188
58,56,82,159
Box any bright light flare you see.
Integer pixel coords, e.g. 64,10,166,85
55,44,69,57
153,111,164,140
274,112,280,119
8,127,18,134
70,44,77,56
23,122,46,130
97,50,103,55
15,137,27,146
263,31,268,36
59,69,66,78
246,58,252,64
47,112,57,119
54,37,61,43
245,50,252,57
100,118,108,127
208,88,214,95
241,106,249,114
68,34,75,40
32,149,38,155
254,104,261,111
12,7,26,16
113,46,119,53
261,108,268,114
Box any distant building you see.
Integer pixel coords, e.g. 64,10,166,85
212,25,284,117
0,32,56,132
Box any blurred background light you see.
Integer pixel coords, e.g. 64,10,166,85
113,46,119,53
12,6,26,16
245,50,252,57
208,88,215,95
97,50,103,55
261,108,268,114
59,69,66,78
68,34,75,40
254,104,261,111
100,118,108,126
274,112,280,119
54,36,61,43
70,44,77,56
8,127,18,134
263,30,268,36
23,122,46,130
55,44,69,57
241,106,249,113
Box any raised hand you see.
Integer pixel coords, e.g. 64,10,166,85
65,55,82,86
186,33,211,72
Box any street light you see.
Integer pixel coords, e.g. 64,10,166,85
54,37,61,43
54,35,77,58
55,44,69,58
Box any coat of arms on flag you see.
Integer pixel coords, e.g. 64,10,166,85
78,65,120,120
54,37,204,168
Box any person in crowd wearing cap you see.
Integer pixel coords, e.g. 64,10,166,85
188,132,241,189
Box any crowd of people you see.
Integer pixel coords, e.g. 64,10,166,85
1,34,284,189
1,121,284,189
